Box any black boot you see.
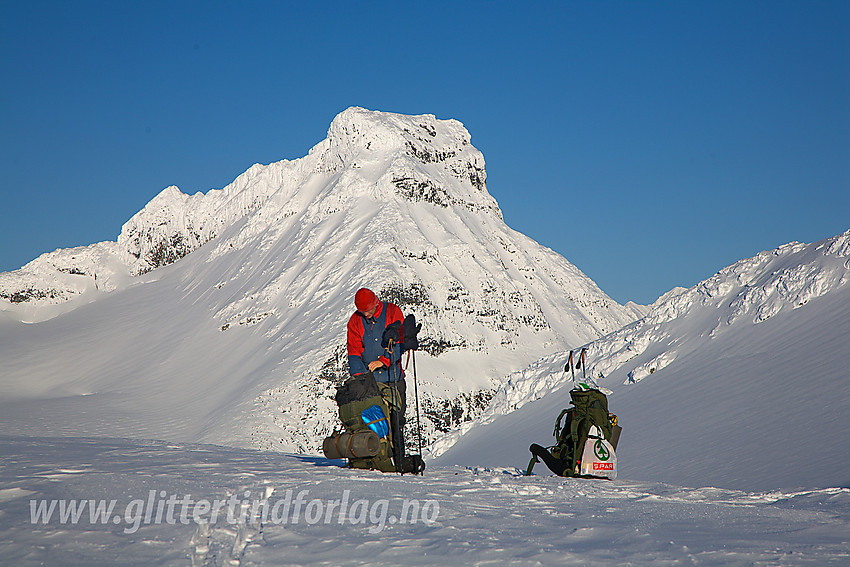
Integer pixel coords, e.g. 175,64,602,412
401,454,426,474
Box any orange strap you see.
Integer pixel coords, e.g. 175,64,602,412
347,433,360,458
363,416,386,428
335,432,366,459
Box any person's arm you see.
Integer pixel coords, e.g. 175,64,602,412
346,316,368,376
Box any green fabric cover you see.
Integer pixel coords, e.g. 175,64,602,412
338,394,396,472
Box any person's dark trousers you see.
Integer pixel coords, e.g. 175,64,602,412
379,380,406,460
529,443,567,476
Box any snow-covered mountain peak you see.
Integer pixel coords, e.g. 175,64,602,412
115,107,497,277
0,107,643,454
2,108,499,293
644,228,850,331
324,107,471,165
308,107,494,215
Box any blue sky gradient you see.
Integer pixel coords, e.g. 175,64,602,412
2,1,848,304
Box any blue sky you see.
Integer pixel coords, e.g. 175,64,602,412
2,1,848,305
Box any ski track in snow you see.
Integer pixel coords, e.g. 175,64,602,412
1,436,848,566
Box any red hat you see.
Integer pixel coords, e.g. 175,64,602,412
355,288,379,312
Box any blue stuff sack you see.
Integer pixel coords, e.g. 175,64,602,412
361,405,389,439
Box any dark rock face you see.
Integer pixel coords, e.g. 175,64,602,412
421,389,495,435
380,281,430,310
143,233,194,274
3,287,63,303
392,176,451,208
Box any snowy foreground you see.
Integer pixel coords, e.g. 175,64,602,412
1,436,848,566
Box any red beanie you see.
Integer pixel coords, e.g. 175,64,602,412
355,288,379,312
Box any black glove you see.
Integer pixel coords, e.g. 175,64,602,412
402,314,422,351
381,320,402,348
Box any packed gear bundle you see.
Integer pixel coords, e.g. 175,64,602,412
321,429,380,460
324,371,397,472
323,312,425,474
525,348,622,479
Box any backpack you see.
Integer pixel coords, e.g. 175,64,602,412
324,372,425,474
526,387,621,479
324,373,397,473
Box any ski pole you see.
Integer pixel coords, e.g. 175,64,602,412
412,350,423,472
388,339,405,475
580,348,587,382
567,350,576,382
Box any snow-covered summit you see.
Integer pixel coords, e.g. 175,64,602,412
0,107,643,454
324,107,487,185
2,107,494,293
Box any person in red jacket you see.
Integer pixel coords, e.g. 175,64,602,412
347,288,405,382
347,287,407,460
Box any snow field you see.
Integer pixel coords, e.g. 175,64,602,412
2,436,848,566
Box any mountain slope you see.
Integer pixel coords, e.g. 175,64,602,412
0,107,643,453
434,230,850,491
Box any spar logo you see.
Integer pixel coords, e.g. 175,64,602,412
593,440,611,462
593,462,615,471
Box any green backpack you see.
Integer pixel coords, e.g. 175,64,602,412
333,374,397,473
526,387,620,477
